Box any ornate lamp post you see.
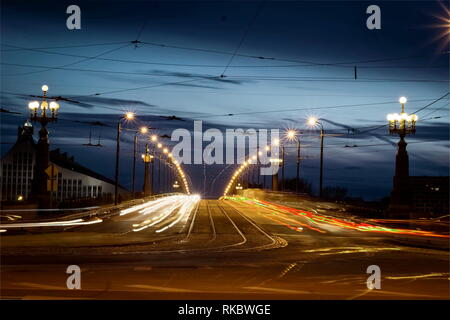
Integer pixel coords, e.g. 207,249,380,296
28,85,60,206
387,97,418,215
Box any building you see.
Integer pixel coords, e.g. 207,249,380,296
409,176,449,218
1,121,127,202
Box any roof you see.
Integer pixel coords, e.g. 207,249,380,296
50,148,128,190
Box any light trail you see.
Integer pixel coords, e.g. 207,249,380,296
155,195,200,233
227,196,450,238
0,218,103,229
119,195,185,216
131,195,200,233
132,200,185,232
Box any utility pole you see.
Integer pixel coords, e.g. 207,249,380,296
132,134,137,197
319,127,324,198
281,145,285,191
158,154,161,194
296,140,301,194
114,121,121,205
114,112,135,205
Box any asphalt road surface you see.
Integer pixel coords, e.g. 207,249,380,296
1,195,449,299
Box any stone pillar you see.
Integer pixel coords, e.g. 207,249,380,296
31,125,50,207
389,134,411,218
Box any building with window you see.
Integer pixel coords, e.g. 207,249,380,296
1,121,127,202
409,176,449,218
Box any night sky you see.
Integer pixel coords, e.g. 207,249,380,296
1,0,449,199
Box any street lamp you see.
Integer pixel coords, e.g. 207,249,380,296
387,97,418,135
386,97,418,213
307,117,325,198
114,112,136,205
285,129,301,194
142,143,153,196
132,126,150,198
28,85,60,207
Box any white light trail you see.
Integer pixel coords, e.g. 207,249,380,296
0,218,103,229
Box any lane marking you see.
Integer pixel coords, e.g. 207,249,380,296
242,286,310,294
126,284,200,293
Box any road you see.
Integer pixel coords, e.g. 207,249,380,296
1,195,449,299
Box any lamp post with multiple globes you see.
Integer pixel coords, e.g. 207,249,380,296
28,85,60,206
387,97,418,215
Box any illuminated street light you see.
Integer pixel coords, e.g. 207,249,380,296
140,127,148,134
114,112,138,205
284,129,302,194
132,126,152,196
273,138,280,146
27,85,61,208
307,116,325,198
142,144,153,196
286,129,297,140
308,117,318,126
387,96,418,212
387,97,417,135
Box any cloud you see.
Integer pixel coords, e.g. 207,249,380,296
68,96,158,108
146,69,251,85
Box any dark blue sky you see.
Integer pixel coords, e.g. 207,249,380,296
1,1,449,199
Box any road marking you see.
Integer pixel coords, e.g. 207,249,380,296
242,286,310,294
126,284,200,292
216,202,247,247
13,282,67,290
182,199,200,241
206,200,217,241
347,288,443,300
223,201,280,248
385,272,450,280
